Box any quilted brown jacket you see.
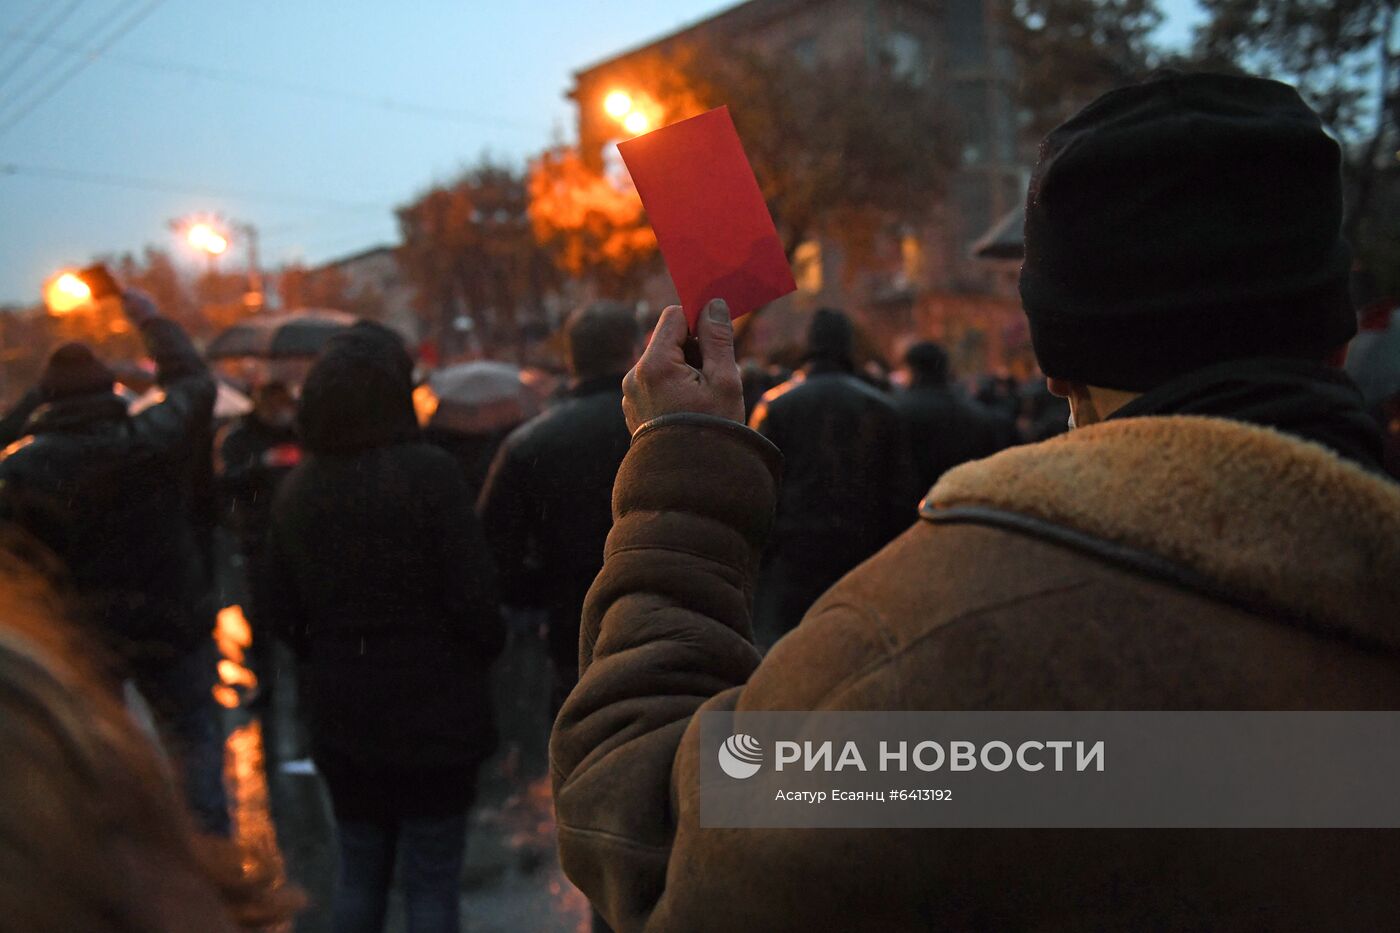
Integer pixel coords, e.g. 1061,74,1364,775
551,412,1400,932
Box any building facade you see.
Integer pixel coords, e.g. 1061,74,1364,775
570,0,1027,328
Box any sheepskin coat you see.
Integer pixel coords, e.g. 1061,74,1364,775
551,411,1400,933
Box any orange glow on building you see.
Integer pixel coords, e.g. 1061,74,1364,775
622,111,650,135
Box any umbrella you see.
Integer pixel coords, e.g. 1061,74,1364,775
1346,306,1400,408
206,308,356,360
416,361,545,435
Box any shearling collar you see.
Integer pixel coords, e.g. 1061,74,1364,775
921,416,1400,647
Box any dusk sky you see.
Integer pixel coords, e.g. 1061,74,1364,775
0,0,1203,306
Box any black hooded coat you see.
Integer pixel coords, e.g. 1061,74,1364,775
256,323,504,819
0,318,215,663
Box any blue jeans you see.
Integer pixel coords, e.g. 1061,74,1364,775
332,813,469,933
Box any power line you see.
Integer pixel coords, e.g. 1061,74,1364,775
0,0,165,139
0,29,545,133
0,161,391,211
0,0,85,95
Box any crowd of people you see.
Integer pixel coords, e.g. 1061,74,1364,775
0,269,1032,932
0,69,1398,933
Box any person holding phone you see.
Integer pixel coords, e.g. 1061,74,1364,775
0,270,228,836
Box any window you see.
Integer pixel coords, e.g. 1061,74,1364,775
793,240,823,294
901,233,924,286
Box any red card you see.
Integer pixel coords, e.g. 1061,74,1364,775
618,106,796,330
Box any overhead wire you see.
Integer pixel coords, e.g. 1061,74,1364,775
0,4,534,274
0,0,85,95
0,0,166,139
0,29,545,133
0,161,391,211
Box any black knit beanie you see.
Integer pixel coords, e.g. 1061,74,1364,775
1019,71,1355,391
39,342,116,399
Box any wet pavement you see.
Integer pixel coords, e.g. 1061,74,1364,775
220,621,592,932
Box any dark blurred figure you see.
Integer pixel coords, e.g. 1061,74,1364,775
0,290,228,836
0,548,303,932
216,382,301,561
974,373,1020,422
748,308,917,647
739,359,788,421
257,322,503,933
1380,393,1400,479
895,341,1018,491
477,302,638,712
422,423,509,500
214,380,302,758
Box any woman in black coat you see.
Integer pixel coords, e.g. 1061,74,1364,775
257,322,503,933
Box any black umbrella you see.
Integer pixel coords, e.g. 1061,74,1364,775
206,308,357,360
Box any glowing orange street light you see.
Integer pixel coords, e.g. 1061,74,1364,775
604,90,633,119
187,222,228,256
43,270,92,315
623,110,650,135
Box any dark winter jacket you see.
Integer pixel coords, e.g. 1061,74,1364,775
552,380,1400,930
476,373,631,687
214,413,300,560
747,363,917,643
893,382,1018,491
0,318,216,662
257,323,503,818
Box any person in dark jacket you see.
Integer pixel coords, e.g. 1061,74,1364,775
256,322,503,933
216,381,301,562
894,340,1017,491
747,308,916,646
476,302,637,712
0,290,227,835
550,73,1400,933
215,380,302,758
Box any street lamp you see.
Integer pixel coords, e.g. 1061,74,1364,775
43,270,92,315
603,88,654,137
186,222,229,257
172,216,264,312
604,90,633,119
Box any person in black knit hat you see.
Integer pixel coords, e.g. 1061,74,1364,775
39,343,118,398
1020,70,1378,464
545,71,1400,933
0,343,118,448
0,290,229,837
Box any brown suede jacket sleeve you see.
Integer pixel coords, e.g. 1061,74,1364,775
549,413,781,929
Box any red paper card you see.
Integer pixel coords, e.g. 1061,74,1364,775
618,106,796,330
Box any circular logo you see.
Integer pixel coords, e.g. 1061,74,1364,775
718,733,763,779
